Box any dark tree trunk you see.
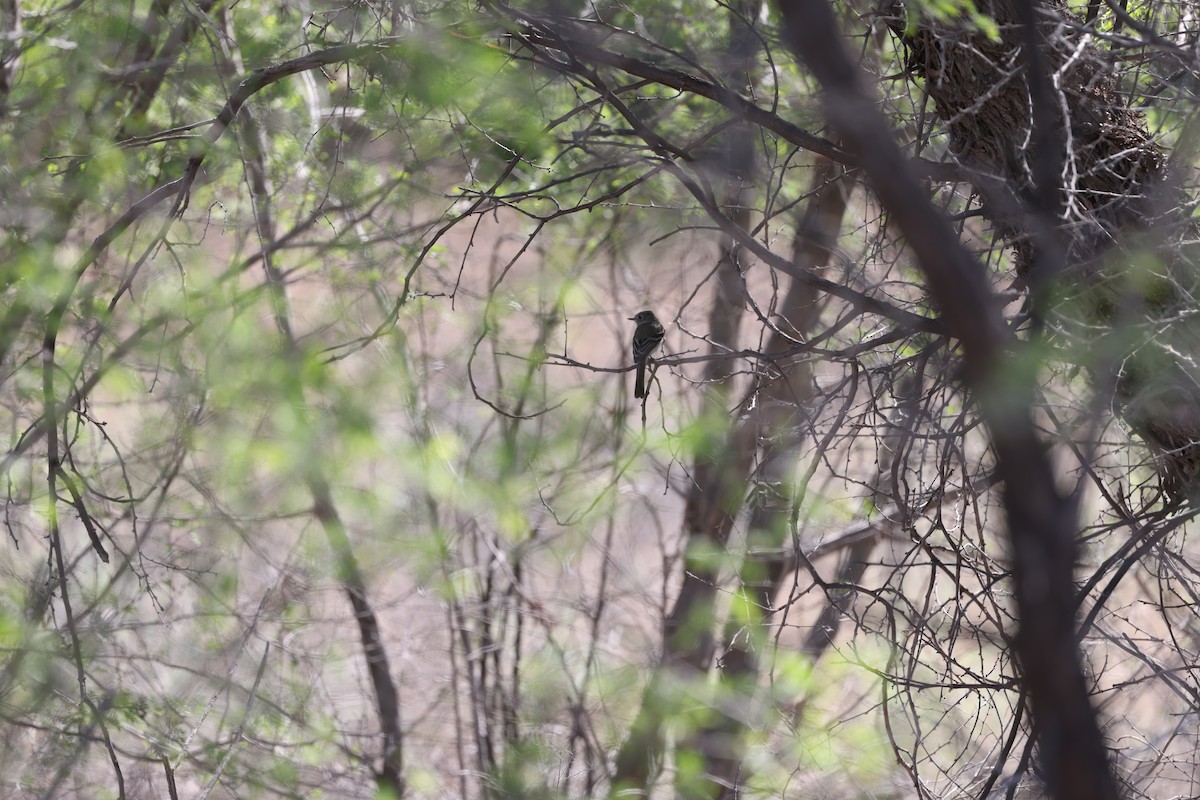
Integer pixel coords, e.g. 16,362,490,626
775,0,1125,796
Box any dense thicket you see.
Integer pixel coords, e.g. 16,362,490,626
4,1,1200,799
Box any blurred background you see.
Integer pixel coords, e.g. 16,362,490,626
2,0,1199,798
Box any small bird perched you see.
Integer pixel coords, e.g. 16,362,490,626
629,310,665,399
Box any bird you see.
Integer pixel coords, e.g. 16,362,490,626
629,310,665,399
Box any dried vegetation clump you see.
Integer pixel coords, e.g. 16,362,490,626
889,0,1200,499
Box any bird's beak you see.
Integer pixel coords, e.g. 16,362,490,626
627,316,636,321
